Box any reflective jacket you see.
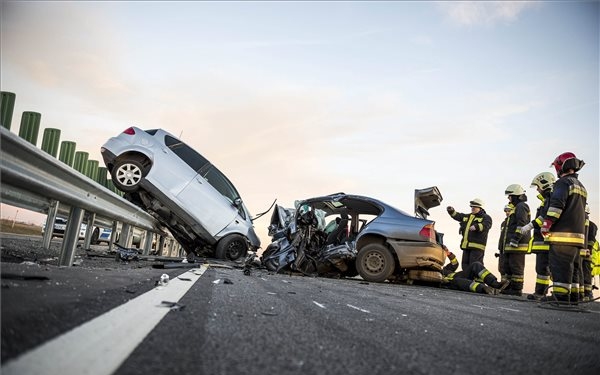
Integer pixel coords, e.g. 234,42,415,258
545,173,587,248
450,209,493,251
588,220,599,276
504,197,531,253
530,190,552,253
442,252,459,277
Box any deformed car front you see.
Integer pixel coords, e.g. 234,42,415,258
261,188,446,283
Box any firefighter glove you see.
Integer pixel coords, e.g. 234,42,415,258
446,206,455,214
469,225,477,231
518,222,534,234
541,219,552,237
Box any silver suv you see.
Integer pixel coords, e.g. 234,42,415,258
101,127,260,260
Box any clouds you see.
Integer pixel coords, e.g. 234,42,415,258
437,1,540,27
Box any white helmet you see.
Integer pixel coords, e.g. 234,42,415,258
469,198,484,209
530,172,555,191
505,184,525,196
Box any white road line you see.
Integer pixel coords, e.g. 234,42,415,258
312,301,326,309
347,304,370,313
1,265,208,375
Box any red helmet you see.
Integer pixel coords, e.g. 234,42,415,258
550,152,583,174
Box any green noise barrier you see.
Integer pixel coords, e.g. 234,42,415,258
41,128,61,157
96,166,109,187
18,111,42,145
86,160,99,180
1,91,16,130
73,151,89,175
59,141,76,166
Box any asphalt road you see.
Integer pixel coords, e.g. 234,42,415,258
2,234,600,375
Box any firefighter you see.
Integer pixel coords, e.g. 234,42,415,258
582,206,597,301
592,217,600,291
441,246,509,294
541,152,587,304
518,172,556,300
446,198,493,270
500,184,531,296
496,204,513,283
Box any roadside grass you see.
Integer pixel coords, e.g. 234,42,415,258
0,218,43,236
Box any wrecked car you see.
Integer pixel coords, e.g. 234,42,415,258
101,127,260,260
261,188,446,283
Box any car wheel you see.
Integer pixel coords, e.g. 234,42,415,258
356,243,395,282
112,158,146,192
215,234,248,261
91,228,100,245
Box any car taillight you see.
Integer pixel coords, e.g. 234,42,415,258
123,127,136,135
419,223,435,241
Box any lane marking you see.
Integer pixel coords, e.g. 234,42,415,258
312,301,326,309
2,265,208,375
347,304,370,313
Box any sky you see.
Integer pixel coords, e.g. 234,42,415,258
1,1,598,292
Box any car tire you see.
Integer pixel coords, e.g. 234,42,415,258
215,234,248,261
356,243,395,282
111,158,146,192
91,228,100,245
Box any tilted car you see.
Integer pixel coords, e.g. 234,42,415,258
261,188,446,283
101,127,260,260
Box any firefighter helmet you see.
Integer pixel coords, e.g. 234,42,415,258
530,172,556,191
505,184,525,196
469,198,484,208
550,152,584,174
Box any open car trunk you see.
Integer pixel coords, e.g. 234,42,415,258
414,186,443,219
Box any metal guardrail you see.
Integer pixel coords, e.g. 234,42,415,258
0,126,168,265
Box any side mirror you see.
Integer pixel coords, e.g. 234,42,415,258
234,198,243,207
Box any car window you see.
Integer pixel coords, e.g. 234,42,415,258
145,129,158,135
164,135,209,172
202,166,247,219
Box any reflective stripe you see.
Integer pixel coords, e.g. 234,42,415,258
469,281,479,292
536,275,550,285
511,275,524,282
531,241,549,251
546,232,585,245
553,283,570,294
466,242,486,250
534,217,543,226
478,269,490,280
569,185,587,198
547,207,562,219
477,223,484,231
505,244,529,252
462,215,476,249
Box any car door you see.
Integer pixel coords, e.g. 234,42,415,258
167,139,238,236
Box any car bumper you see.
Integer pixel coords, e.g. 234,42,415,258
387,240,445,271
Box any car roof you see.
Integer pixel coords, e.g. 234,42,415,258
297,193,410,217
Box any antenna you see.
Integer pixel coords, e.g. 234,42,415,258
178,130,183,139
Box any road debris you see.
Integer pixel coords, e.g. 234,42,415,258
159,301,186,311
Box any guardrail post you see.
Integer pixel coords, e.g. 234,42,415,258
142,231,153,256
73,151,89,175
41,128,61,157
158,235,166,256
108,221,118,253
18,111,41,145
83,213,96,250
1,91,16,130
58,141,76,166
59,207,84,266
43,200,60,250
118,222,132,248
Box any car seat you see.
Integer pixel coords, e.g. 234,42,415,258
326,213,349,246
